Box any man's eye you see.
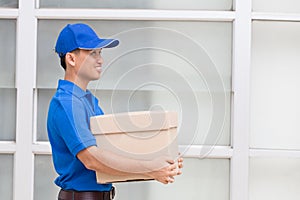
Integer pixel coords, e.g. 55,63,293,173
90,51,101,56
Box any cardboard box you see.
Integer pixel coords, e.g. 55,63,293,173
90,111,178,184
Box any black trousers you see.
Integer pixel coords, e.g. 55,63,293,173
58,187,115,200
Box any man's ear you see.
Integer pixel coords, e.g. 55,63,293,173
65,52,76,67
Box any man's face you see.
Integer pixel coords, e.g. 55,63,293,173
74,48,103,82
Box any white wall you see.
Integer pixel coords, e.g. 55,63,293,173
0,0,300,200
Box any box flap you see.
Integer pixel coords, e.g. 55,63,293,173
90,111,177,135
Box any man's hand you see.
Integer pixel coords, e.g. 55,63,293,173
147,160,178,184
146,155,184,185
78,147,184,184
177,155,184,175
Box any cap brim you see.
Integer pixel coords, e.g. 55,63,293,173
100,39,119,48
79,38,119,50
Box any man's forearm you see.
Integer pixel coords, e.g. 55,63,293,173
77,146,169,176
77,146,182,184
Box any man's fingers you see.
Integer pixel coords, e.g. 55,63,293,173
168,163,177,171
165,176,174,184
169,176,175,183
177,157,183,169
178,162,183,169
171,170,179,177
166,159,175,164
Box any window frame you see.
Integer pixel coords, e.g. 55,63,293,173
3,0,299,199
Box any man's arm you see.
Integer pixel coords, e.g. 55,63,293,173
77,146,182,184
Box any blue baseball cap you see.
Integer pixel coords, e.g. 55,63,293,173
55,23,119,57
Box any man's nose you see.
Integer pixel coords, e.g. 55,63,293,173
97,56,103,64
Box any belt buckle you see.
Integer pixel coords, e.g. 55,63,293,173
110,186,115,200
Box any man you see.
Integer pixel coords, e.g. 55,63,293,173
47,23,183,200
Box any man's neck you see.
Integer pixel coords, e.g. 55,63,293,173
64,74,89,91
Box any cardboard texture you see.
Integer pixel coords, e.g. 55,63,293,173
90,111,178,184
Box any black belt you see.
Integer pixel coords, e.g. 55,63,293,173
58,187,115,200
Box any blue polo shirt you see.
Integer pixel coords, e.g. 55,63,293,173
47,79,111,191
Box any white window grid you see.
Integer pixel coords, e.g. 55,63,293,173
2,0,300,199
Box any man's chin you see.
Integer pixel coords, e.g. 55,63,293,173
91,76,101,81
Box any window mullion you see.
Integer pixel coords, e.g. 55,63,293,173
230,0,252,200
36,9,235,21
14,0,37,200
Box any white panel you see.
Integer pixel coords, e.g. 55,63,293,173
0,141,16,153
34,155,60,200
39,0,232,10
0,154,13,200
114,158,230,200
251,21,300,149
249,158,300,200
253,0,300,13
252,12,300,22
36,9,235,21
250,149,300,158
180,145,233,158
0,19,16,88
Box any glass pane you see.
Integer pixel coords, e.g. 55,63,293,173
37,89,153,141
40,88,231,145
0,20,16,88
0,0,18,8
95,90,154,114
251,21,300,149
0,89,16,140
95,90,231,146
249,158,300,200
37,89,55,141
37,20,232,90
0,154,13,200
34,155,60,200
114,158,230,200
253,0,300,13
38,20,232,146
149,91,231,145
39,0,232,10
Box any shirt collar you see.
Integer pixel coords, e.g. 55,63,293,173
58,79,92,98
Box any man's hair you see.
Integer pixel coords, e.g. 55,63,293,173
60,55,67,70
59,49,80,70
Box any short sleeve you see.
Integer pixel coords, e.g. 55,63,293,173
93,96,104,115
53,99,97,157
